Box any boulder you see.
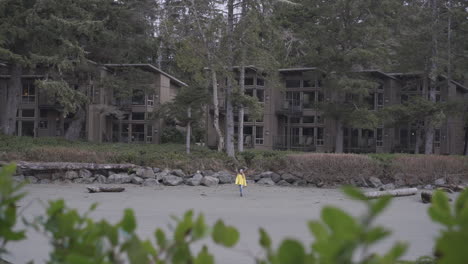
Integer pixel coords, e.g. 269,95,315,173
424,184,434,190
13,175,25,183
108,173,132,184
202,170,215,177
214,171,234,184
186,173,203,186
171,169,186,178
143,178,160,186
257,178,275,186
73,178,85,184
293,179,307,186
51,172,63,181
79,169,92,179
162,175,184,186
25,176,38,184
393,173,406,187
277,180,291,186
35,173,52,180
131,176,144,185
379,183,395,191
152,167,161,173
270,172,281,183
281,173,297,184
201,176,219,187
434,178,446,186
95,174,107,184
136,167,156,179
64,171,79,180
155,169,171,182
368,176,383,188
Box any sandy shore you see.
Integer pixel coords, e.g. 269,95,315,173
6,184,447,263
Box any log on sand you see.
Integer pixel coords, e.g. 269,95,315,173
87,186,125,193
364,188,418,199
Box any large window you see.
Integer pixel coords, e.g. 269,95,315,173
317,127,324,145
434,129,441,148
244,78,254,85
377,93,384,108
303,116,315,123
132,112,145,120
147,125,153,143
256,89,264,102
376,128,383,147
131,124,145,142
132,90,145,105
255,126,264,145
285,80,300,88
303,91,315,109
22,82,36,103
21,109,35,118
257,78,264,86
303,80,313,88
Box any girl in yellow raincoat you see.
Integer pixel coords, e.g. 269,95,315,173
235,168,247,197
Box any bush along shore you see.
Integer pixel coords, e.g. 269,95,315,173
4,157,468,190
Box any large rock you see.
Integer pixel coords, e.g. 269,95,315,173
152,167,161,173
108,173,132,184
51,172,63,181
281,173,297,184
171,169,186,178
186,173,203,186
434,178,446,186
270,172,281,183
79,169,92,179
379,183,395,191
393,173,406,187
136,167,155,179
155,169,171,182
202,170,215,177
257,178,275,186
13,175,25,183
131,176,144,185
162,175,184,186
201,176,219,187
214,171,234,184
95,174,107,184
25,176,38,184
64,171,79,180
35,173,52,180
277,180,291,186
368,176,383,188
293,179,307,186
143,178,160,187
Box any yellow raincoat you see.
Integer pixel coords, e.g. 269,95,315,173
235,173,247,186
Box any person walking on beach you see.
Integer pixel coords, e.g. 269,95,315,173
235,168,247,197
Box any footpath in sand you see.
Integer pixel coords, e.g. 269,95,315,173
8,184,444,264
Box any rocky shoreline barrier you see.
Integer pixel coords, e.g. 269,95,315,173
2,161,466,190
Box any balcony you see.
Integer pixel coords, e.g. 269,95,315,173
273,135,316,152
276,99,303,116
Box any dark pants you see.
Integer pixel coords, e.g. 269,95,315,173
239,185,243,197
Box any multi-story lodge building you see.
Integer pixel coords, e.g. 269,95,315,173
206,67,468,155
0,63,187,144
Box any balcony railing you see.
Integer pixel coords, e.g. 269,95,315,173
273,135,316,151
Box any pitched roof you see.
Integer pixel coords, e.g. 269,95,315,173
104,63,188,87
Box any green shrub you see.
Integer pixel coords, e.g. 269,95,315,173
161,127,185,144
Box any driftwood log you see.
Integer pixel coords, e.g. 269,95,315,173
435,184,465,192
87,186,125,193
364,188,418,199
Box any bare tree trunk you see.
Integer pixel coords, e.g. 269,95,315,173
190,0,224,152
186,106,191,154
425,0,438,155
1,64,22,135
238,65,245,153
463,126,468,155
225,0,235,157
211,70,224,152
335,119,344,153
64,107,86,140
415,127,421,154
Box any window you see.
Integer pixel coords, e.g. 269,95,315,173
377,93,384,107
121,124,130,142
39,120,48,129
434,129,441,148
303,127,314,146
317,91,324,102
401,94,409,103
303,80,313,87
317,127,324,145
147,125,153,143
257,78,264,86
40,109,48,118
22,82,36,103
132,90,145,105
256,114,263,122
290,117,300,124
400,129,408,147
366,93,375,109
436,94,441,102
147,95,154,106
243,114,251,122
317,79,322,87
255,126,264,145
378,83,384,90
303,91,315,109
376,128,383,147
303,116,315,123
316,115,324,124
132,112,145,120
256,89,264,102
243,126,253,146
285,80,300,88
244,78,254,85
21,109,35,118
245,89,254,97
131,124,145,142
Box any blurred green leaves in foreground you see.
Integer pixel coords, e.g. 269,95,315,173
1,164,467,264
